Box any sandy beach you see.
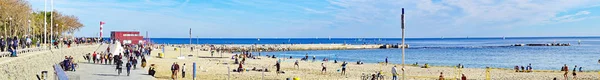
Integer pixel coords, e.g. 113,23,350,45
145,44,600,80
0,44,598,80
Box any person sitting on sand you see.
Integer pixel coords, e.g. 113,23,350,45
422,63,429,68
520,66,524,72
439,72,444,80
305,53,309,60
321,63,326,74
526,64,532,72
515,66,519,72
148,64,156,76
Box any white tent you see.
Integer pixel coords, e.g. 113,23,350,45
109,40,124,55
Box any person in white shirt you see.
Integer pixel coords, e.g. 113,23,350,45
182,63,186,78
26,36,31,48
392,66,398,80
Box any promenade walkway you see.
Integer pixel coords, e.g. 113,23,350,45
66,63,154,80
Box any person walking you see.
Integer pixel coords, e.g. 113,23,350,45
182,63,186,78
391,66,398,80
132,58,138,70
573,65,577,80
171,62,180,80
321,63,326,74
93,52,97,64
563,64,569,80
116,59,123,76
294,60,299,69
141,57,147,68
461,74,467,80
341,61,347,75
126,61,132,76
385,57,389,65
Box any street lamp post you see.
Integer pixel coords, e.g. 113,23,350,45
401,8,406,80
9,17,13,37
28,20,31,36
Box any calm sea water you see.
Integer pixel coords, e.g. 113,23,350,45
150,37,600,70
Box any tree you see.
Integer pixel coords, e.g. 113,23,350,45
1,0,84,40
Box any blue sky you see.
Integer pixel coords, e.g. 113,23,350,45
28,0,600,38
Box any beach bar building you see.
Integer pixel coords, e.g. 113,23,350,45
110,31,144,44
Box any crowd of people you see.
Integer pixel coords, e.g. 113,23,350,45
1,36,105,57
514,63,533,72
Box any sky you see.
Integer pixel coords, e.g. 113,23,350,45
27,0,600,38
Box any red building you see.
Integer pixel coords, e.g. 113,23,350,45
111,31,144,44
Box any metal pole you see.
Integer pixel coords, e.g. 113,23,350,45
193,62,197,80
401,8,406,80
44,0,47,48
51,0,54,48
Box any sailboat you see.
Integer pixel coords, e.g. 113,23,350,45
503,36,506,40
329,36,331,40
441,36,444,39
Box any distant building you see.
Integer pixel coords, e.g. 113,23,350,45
111,31,144,44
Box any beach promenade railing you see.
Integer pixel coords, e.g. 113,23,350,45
0,47,48,58
53,64,69,80
0,43,98,58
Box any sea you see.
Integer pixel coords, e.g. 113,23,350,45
148,37,600,70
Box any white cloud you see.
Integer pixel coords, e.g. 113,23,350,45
327,0,599,27
552,11,593,22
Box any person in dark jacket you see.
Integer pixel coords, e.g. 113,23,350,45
116,59,123,76
126,61,132,76
0,36,5,52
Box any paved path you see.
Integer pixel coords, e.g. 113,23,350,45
65,43,155,80
66,62,155,80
